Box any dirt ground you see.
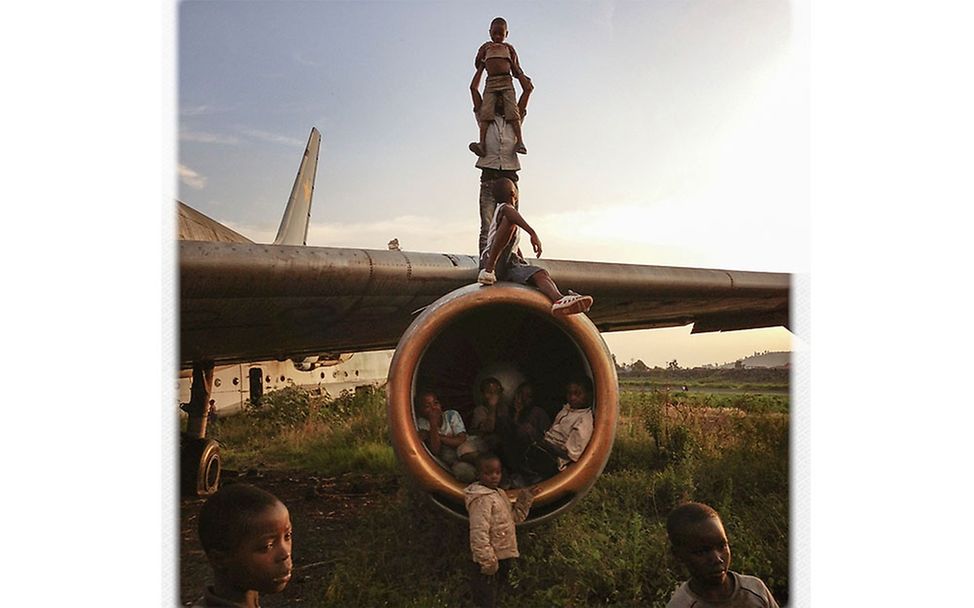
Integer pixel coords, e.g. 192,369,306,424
179,469,399,607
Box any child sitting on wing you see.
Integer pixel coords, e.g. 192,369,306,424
477,177,593,317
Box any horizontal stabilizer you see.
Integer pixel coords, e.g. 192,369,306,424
177,202,253,243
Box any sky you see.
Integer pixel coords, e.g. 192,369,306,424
177,0,807,367
11,3,974,605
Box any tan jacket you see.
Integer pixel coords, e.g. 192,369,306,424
464,482,534,574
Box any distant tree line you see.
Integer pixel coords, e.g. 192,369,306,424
612,355,789,384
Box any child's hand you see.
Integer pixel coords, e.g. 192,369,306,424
530,234,542,258
529,485,542,496
428,405,443,427
481,561,499,576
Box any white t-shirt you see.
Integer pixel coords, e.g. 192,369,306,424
482,202,520,264
543,405,594,469
416,409,467,437
476,115,521,172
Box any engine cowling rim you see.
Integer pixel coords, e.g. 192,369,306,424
387,283,618,518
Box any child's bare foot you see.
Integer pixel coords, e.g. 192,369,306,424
552,291,593,316
516,142,527,154
469,142,485,157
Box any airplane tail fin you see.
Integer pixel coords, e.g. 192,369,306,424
273,127,321,246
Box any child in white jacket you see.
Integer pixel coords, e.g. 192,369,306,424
464,453,538,608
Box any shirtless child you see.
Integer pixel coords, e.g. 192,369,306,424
470,17,533,157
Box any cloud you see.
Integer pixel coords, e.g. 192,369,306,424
595,0,616,37
306,215,473,253
298,210,679,264
239,128,305,147
286,201,802,273
179,130,240,145
178,164,207,190
179,104,216,117
291,50,321,67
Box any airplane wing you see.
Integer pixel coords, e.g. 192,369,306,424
179,240,788,367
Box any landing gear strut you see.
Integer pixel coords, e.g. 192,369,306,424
180,361,221,496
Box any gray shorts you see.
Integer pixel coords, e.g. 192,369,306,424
494,247,544,284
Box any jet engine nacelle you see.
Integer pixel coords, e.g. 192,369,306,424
387,283,619,524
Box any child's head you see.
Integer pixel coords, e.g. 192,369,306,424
198,483,293,596
479,377,503,406
565,376,593,409
491,177,518,208
489,17,508,42
415,389,441,420
666,502,731,591
476,453,503,489
514,382,534,409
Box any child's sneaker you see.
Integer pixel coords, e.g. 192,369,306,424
477,269,497,285
552,291,593,316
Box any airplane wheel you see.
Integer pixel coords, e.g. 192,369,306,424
181,437,221,497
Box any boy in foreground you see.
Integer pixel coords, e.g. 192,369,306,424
195,483,294,608
665,502,780,608
478,177,593,316
465,453,538,608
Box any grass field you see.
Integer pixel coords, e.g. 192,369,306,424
618,367,789,393
183,384,789,607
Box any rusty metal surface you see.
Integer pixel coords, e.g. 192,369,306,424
386,284,619,522
177,203,253,244
179,241,789,366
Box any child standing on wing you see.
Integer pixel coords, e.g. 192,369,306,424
478,177,594,316
465,453,539,608
470,17,533,157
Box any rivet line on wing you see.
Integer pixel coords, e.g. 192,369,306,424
401,251,412,281
362,249,375,293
